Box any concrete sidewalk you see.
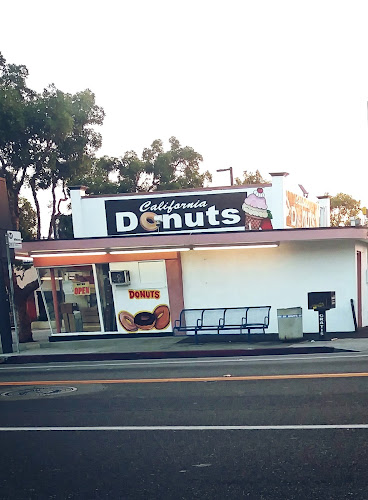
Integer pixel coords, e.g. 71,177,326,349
1,329,368,364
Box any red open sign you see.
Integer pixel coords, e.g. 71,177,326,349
73,282,91,296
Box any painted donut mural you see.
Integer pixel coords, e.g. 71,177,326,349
118,305,171,332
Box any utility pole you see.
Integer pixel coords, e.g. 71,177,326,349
216,167,234,186
0,177,13,353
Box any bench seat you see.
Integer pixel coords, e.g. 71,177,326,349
174,306,271,343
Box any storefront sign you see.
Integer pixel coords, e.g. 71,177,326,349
285,191,319,228
128,290,161,299
105,189,273,236
7,230,22,249
73,282,91,295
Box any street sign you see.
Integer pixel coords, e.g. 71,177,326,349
7,231,22,249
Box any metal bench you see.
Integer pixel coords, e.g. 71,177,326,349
174,306,271,343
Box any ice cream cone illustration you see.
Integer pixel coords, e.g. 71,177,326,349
242,188,273,230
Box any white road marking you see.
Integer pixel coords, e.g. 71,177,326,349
0,425,368,431
0,353,367,371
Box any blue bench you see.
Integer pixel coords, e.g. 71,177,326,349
174,306,271,343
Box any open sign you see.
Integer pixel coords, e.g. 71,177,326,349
73,282,91,296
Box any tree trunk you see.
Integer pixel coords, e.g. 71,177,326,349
30,179,42,240
48,181,57,239
13,279,40,343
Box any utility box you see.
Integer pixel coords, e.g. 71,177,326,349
277,307,303,341
308,291,336,337
308,291,336,311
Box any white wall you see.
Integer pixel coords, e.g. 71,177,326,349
77,198,108,238
181,240,357,333
110,260,170,333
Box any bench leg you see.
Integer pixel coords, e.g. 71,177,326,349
195,329,198,345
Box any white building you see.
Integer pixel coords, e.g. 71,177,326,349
19,172,368,339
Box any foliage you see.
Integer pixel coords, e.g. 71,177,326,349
235,169,269,185
74,137,212,195
0,52,104,239
55,214,74,239
330,193,361,226
18,197,36,241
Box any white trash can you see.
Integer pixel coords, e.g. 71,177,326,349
277,307,303,341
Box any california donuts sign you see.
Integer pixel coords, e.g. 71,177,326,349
105,189,273,236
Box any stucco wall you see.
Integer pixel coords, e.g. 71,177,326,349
181,240,357,333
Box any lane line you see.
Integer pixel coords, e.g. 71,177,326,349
1,425,368,431
2,372,368,386
1,353,368,371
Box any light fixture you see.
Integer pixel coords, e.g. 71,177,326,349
192,244,279,251
14,256,34,262
31,251,108,258
109,248,190,255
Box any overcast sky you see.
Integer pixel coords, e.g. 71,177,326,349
2,0,368,206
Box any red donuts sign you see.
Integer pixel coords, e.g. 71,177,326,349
128,289,160,299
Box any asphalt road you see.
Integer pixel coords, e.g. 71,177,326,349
1,352,368,499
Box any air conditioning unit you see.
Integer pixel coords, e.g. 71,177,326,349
109,270,131,286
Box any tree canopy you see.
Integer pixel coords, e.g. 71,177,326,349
235,169,269,185
18,197,37,241
330,193,361,226
0,52,104,239
74,137,212,196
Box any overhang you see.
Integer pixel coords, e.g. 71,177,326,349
15,226,368,268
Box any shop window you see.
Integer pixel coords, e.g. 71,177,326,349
39,266,101,333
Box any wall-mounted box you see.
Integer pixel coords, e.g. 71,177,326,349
308,291,336,311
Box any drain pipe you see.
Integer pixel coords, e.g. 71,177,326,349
350,299,358,331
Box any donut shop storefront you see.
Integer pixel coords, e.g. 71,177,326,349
19,173,368,339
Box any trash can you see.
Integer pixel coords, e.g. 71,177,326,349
277,307,303,341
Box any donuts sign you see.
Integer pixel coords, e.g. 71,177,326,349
105,190,265,236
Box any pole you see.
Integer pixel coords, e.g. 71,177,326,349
50,268,61,333
0,254,13,353
216,167,234,186
318,310,326,338
36,269,54,336
5,234,19,353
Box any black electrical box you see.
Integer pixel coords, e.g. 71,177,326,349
308,291,336,311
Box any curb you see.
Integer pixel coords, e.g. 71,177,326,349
1,346,353,365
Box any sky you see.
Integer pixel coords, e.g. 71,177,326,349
1,0,368,206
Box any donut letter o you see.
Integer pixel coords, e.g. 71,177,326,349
140,212,158,232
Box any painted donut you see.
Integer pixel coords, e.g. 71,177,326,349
118,311,138,332
134,311,156,330
140,212,158,232
153,305,170,330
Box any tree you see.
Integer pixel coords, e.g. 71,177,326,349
74,137,212,195
0,53,104,239
55,214,74,240
235,170,269,185
330,193,361,226
18,197,37,241
0,52,104,341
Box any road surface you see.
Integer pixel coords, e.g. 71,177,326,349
0,352,368,499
